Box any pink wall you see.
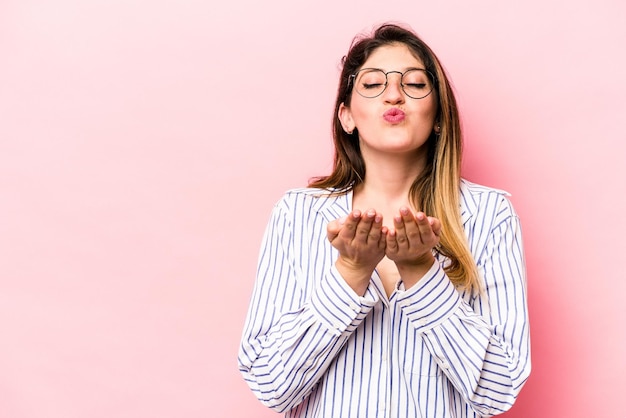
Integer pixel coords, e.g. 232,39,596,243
1,1,625,417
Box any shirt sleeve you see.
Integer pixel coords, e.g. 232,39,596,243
238,199,379,413
395,195,530,416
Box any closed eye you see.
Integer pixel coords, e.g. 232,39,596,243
363,83,385,89
404,83,427,89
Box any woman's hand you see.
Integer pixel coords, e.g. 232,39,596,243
327,209,386,295
386,207,441,285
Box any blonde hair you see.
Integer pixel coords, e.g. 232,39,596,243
309,23,480,293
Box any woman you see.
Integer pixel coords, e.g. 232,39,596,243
238,23,530,418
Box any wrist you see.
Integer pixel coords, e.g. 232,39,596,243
395,254,436,287
335,257,373,296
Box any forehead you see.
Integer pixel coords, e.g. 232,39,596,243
361,43,424,71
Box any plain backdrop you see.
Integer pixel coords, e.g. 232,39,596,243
1,0,625,417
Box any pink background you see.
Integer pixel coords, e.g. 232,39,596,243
1,1,625,417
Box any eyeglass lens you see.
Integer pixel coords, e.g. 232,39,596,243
354,69,434,99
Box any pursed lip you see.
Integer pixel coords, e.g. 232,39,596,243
383,108,406,123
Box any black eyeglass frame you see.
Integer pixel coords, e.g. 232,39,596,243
347,68,437,100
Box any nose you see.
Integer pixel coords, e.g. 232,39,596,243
382,72,405,104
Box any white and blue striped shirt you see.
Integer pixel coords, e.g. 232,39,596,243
239,180,530,417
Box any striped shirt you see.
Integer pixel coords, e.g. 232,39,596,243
238,180,530,418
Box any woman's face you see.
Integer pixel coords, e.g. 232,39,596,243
339,43,438,159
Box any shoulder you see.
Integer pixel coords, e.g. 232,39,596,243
273,187,351,222
460,178,510,199
277,187,343,205
460,179,518,224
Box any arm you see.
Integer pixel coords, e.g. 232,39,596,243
238,200,380,412
396,197,530,416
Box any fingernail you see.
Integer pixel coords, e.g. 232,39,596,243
375,215,382,223
339,217,347,225
400,207,409,215
416,212,425,221
352,210,361,218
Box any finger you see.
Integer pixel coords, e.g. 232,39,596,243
367,212,383,244
327,217,345,242
415,212,437,245
394,210,409,249
354,209,376,243
427,216,442,237
386,227,398,254
378,225,388,250
400,207,420,246
338,210,361,240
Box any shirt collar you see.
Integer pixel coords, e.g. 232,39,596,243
313,180,476,225
459,179,477,226
311,189,352,222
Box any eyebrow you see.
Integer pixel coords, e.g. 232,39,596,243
358,66,426,74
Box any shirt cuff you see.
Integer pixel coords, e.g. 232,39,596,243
310,264,379,335
396,261,462,332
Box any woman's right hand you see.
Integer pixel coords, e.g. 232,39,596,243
327,209,386,295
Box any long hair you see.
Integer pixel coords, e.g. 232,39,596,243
309,23,480,293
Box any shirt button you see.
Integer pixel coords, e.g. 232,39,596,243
349,302,358,311
440,361,450,369
305,359,314,367
334,322,342,330
419,318,428,327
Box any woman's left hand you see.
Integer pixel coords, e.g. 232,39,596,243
385,207,441,270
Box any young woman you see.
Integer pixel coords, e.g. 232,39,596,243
239,23,530,418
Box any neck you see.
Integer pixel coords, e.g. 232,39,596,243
354,149,427,205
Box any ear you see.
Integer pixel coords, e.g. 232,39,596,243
338,103,355,134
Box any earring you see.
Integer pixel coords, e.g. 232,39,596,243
434,123,441,135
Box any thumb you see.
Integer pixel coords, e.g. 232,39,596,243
427,216,442,237
327,217,345,241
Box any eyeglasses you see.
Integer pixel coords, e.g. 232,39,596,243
348,68,435,99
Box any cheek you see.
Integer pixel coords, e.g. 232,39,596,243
427,97,439,119
350,101,377,126
417,99,438,123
